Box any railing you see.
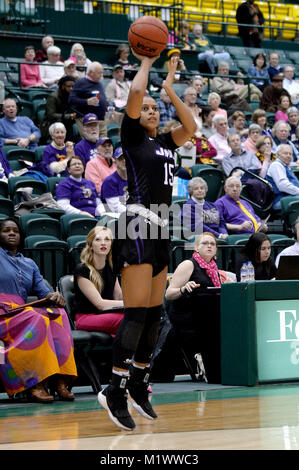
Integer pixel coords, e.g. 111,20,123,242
0,0,298,46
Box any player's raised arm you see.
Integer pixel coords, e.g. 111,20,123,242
163,56,197,146
125,51,159,120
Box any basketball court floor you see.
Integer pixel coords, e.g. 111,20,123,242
0,377,299,451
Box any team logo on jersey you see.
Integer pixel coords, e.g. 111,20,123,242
81,186,92,198
155,147,174,159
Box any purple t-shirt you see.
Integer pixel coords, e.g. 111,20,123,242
41,144,68,177
100,170,128,203
74,139,98,166
56,176,98,215
215,194,261,234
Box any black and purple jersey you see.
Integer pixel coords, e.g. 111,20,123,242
121,113,177,209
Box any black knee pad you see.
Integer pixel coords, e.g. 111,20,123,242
134,305,162,364
113,307,148,369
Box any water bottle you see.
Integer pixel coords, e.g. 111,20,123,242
240,263,248,282
247,261,255,281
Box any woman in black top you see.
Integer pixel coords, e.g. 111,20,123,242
73,226,124,334
165,232,225,384
235,232,276,281
98,51,196,431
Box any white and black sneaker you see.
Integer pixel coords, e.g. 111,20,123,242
98,385,136,431
128,379,157,420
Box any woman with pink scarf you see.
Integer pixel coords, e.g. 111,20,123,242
165,232,230,383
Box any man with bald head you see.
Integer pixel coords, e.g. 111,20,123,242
69,61,108,137
266,144,299,210
215,176,267,233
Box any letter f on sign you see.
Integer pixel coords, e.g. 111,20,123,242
279,310,297,341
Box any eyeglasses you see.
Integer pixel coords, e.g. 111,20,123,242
200,241,216,247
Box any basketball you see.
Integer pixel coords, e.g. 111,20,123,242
128,16,169,57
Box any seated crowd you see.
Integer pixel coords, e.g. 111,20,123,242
1,28,299,400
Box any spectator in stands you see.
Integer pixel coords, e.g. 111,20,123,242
287,107,299,143
181,177,228,238
157,88,176,127
235,232,276,281
68,61,108,138
222,132,262,177
76,53,88,79
252,108,273,137
101,146,128,214
260,73,291,113
275,217,299,268
0,98,40,150
275,95,292,123
211,61,261,110
74,113,100,164
208,114,231,164
201,106,216,139
195,132,217,164
20,45,46,89
68,43,91,67
248,53,270,91
40,46,64,89
183,86,202,131
236,0,264,48
228,110,248,141
0,148,13,182
176,20,196,50
266,144,299,209
165,232,226,383
63,60,79,81
73,225,124,334
255,135,276,177
215,176,267,233
114,43,138,72
267,52,284,83
282,65,299,108
244,123,262,152
207,92,227,118
85,137,116,194
190,23,231,74
105,64,131,111
190,76,207,107
40,75,76,144
40,122,74,177
56,156,105,217
0,217,77,402
163,49,188,82
35,35,63,63
271,120,299,163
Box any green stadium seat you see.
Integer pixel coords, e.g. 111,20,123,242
20,214,61,238
46,176,66,198
190,166,225,202
34,146,46,163
8,176,46,198
60,214,98,239
0,198,14,217
0,180,8,198
4,148,35,162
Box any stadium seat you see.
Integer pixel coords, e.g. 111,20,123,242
0,197,14,217
20,214,61,238
67,235,86,269
46,176,66,198
60,214,98,239
34,145,46,163
58,274,114,393
24,236,68,288
4,148,35,163
0,180,8,198
8,176,46,203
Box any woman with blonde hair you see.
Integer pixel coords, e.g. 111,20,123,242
73,225,124,334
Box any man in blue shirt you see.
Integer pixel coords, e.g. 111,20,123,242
0,98,40,150
157,88,176,127
68,61,108,138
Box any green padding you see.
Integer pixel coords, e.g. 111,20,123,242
221,282,257,386
254,280,299,300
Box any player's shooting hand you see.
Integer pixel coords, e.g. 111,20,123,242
131,49,160,65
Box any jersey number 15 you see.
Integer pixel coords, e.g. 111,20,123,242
163,162,174,187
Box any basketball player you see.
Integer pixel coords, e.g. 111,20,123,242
98,52,196,430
